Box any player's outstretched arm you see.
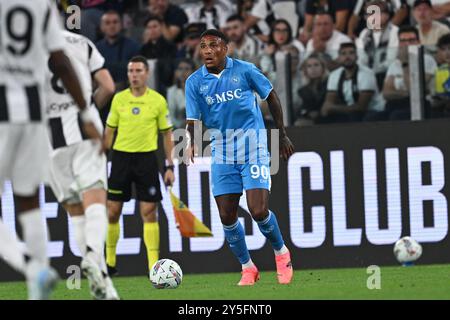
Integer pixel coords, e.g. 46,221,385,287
266,90,294,161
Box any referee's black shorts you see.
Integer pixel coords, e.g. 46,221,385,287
108,150,163,203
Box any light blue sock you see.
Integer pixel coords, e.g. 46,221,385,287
256,211,285,251
223,220,250,265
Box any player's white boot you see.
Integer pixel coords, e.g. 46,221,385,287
104,276,120,300
26,260,59,300
81,251,107,300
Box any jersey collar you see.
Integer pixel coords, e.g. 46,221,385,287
201,56,233,77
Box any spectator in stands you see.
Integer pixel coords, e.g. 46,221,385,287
347,0,409,40
320,42,384,123
185,0,234,31
240,0,276,43
237,0,255,17
167,59,196,129
272,0,301,40
260,19,305,82
226,15,262,65
356,0,399,89
140,15,177,95
79,0,111,42
412,0,450,52
430,0,450,25
431,33,450,116
176,23,205,68
299,0,353,45
294,53,329,126
382,26,437,120
285,45,303,109
97,10,142,92
130,0,188,43
305,11,352,71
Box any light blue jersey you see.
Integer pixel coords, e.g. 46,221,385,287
186,57,274,196
186,56,273,133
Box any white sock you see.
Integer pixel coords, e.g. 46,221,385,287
99,255,108,276
274,245,289,256
18,209,48,266
0,218,26,273
70,216,87,257
242,259,255,270
84,204,107,271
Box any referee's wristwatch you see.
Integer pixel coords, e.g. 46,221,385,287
164,165,175,172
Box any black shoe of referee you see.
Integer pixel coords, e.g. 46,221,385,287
107,265,119,277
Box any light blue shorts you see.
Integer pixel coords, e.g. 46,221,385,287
211,157,271,197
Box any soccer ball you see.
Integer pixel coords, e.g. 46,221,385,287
149,259,183,289
393,236,422,265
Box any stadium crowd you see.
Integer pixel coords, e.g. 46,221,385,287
60,0,450,126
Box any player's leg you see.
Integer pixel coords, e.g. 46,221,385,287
211,162,259,285
71,140,119,299
246,188,293,284
12,124,59,298
0,126,26,275
82,188,120,300
242,154,293,284
139,201,159,271
133,152,162,270
65,201,106,299
0,218,26,273
106,200,123,274
133,151,163,271
215,194,259,286
106,150,132,274
63,203,87,256
82,189,108,266
63,201,119,300
48,144,88,258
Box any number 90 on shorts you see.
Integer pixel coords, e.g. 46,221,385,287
244,163,271,192
250,164,270,180
211,162,271,197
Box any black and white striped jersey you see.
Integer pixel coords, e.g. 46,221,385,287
0,0,65,123
46,30,105,150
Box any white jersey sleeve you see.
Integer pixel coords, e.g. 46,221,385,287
44,0,65,53
87,38,105,74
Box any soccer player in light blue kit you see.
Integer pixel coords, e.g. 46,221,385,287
185,29,295,285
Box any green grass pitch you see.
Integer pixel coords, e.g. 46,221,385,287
1,264,449,300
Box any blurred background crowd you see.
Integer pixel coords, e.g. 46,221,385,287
58,0,450,127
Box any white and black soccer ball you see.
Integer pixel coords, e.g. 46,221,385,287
393,236,422,264
149,259,183,289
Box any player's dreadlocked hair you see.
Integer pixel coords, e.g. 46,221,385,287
200,29,229,44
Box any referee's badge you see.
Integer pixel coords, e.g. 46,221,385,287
149,186,157,196
132,107,140,115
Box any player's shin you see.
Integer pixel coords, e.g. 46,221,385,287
256,210,288,255
223,220,253,268
0,218,26,273
143,222,160,270
84,204,108,258
70,216,87,256
106,222,120,268
18,209,49,266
